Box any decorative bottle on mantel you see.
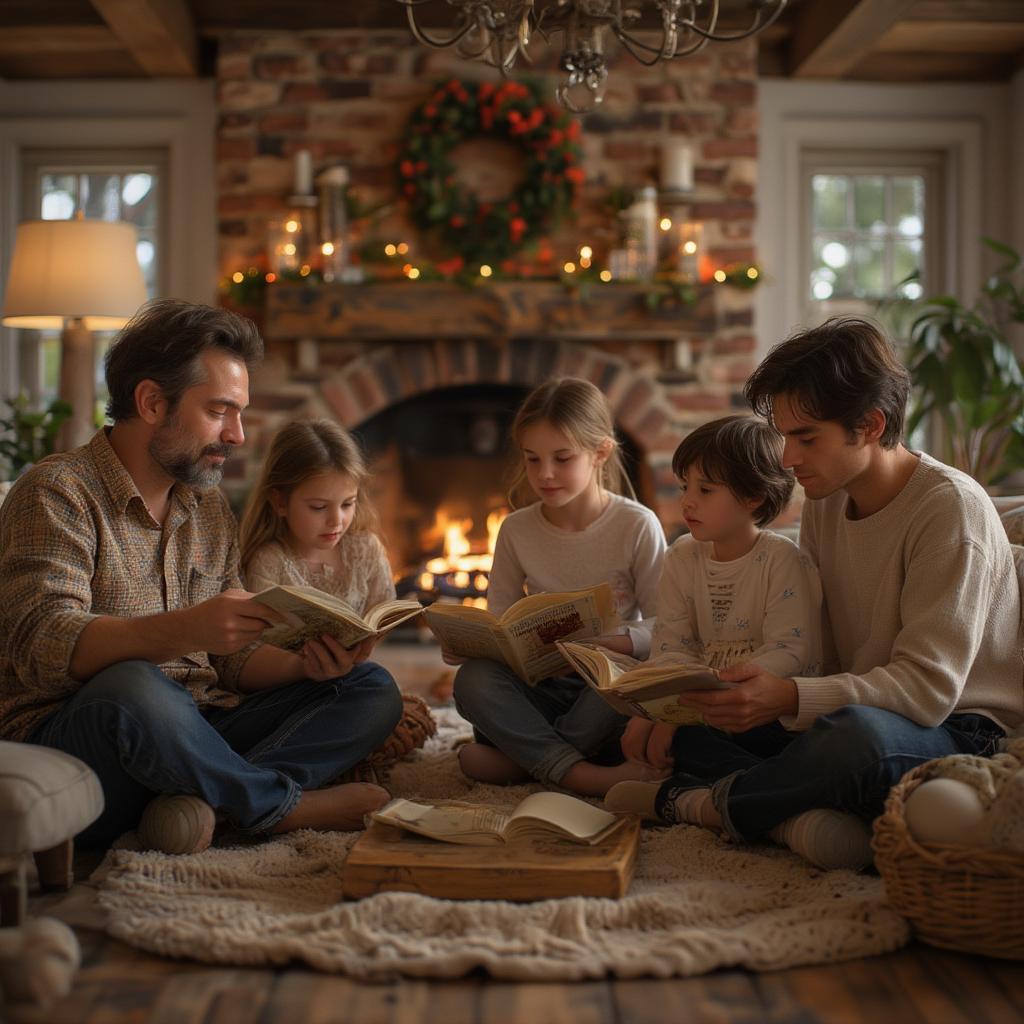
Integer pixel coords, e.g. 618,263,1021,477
624,186,659,280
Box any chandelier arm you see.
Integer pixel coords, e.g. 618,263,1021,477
678,0,788,44
614,26,708,61
402,4,476,50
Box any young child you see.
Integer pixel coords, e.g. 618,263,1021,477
618,414,822,774
241,419,395,616
452,377,668,797
239,419,404,776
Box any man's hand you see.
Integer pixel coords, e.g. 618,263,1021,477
676,661,798,733
181,589,284,655
300,634,376,681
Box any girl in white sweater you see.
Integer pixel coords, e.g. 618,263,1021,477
452,377,667,796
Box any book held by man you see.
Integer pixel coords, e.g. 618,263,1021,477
371,791,622,847
422,582,615,685
557,640,728,725
253,584,424,653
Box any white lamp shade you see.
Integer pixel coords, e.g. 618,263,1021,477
1,218,148,330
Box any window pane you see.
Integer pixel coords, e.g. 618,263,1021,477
79,173,122,220
811,235,853,299
812,175,849,231
853,176,885,232
894,238,923,286
852,239,886,297
40,174,77,220
893,176,924,237
121,172,158,230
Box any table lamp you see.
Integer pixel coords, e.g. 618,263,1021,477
1,214,148,450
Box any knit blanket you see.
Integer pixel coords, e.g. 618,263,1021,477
93,707,910,980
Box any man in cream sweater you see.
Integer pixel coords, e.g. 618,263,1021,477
607,317,1023,870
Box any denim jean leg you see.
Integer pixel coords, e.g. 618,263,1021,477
29,661,298,845
453,659,594,783
716,705,1003,841
204,661,403,793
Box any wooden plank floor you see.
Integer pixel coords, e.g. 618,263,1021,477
26,929,1024,1024
20,852,1024,1024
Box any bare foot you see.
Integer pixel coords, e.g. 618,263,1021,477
457,743,531,785
272,782,390,833
559,759,671,798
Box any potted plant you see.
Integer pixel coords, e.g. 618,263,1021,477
0,392,73,481
903,239,1024,489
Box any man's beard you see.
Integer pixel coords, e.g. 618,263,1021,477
149,418,232,489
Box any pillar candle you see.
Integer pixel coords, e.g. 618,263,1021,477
294,149,313,195
660,140,693,192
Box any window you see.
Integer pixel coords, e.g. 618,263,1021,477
801,149,946,320
19,148,166,405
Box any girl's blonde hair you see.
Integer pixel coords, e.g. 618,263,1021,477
239,419,380,572
507,377,635,508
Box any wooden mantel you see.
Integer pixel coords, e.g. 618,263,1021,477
263,281,717,342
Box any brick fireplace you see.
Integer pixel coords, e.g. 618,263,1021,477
213,28,761,567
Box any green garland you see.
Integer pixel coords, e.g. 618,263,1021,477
398,78,583,269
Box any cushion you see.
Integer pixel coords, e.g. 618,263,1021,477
0,742,103,857
1001,505,1024,546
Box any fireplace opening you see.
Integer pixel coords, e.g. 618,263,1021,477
353,383,647,612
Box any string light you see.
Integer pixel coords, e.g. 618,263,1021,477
284,219,299,233
385,243,397,256
408,267,421,279
599,269,612,282
563,261,576,274
321,242,335,256
713,269,727,283
480,264,493,277
397,242,410,255
659,217,673,231
747,267,759,280
231,271,244,284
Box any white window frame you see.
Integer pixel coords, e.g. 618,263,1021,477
800,149,945,321
0,80,216,398
757,79,1010,359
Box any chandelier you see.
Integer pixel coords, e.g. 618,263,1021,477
394,1,787,112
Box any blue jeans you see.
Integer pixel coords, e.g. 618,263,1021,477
452,657,628,783
658,705,1006,841
30,659,403,846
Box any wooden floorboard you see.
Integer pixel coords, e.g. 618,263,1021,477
13,848,1024,1024
16,926,1023,1024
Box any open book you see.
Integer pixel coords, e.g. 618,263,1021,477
372,792,622,847
557,641,728,725
253,584,424,653
422,582,615,685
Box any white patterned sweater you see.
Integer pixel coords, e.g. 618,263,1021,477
650,530,822,679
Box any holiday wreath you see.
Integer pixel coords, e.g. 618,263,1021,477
398,78,583,269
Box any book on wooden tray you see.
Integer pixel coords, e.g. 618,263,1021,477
422,582,615,685
345,798,641,901
371,791,621,847
252,584,424,653
556,640,729,725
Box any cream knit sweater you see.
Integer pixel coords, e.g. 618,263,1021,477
794,452,1024,733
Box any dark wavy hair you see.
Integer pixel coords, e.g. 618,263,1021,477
672,415,794,527
105,299,263,422
744,317,909,449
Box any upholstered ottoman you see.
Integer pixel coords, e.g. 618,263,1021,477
0,742,103,926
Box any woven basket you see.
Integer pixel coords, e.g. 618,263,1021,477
872,761,1024,959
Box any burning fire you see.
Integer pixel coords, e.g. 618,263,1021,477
419,508,507,608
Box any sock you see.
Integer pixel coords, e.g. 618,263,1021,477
769,809,874,871
674,788,714,828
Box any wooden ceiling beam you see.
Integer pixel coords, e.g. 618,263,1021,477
87,0,197,76
876,20,1024,55
788,0,921,78
0,25,121,56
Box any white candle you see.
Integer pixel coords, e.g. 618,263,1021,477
660,140,693,192
294,149,313,195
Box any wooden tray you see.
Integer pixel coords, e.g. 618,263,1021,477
342,816,641,902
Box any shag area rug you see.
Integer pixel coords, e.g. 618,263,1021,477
94,707,910,980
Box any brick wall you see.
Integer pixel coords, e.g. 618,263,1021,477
213,30,760,535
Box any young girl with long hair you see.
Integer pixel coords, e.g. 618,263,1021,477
452,377,668,797
238,419,402,821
